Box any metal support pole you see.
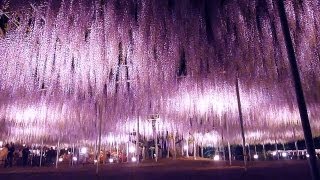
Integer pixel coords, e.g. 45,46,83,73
126,142,129,162
226,114,232,165
39,140,43,167
221,132,226,161
222,144,226,161
142,146,145,161
282,143,286,159
109,144,112,157
151,148,154,159
103,147,106,164
155,123,158,162
55,140,60,169
277,1,319,179
116,143,119,162
94,138,98,158
30,146,33,167
193,139,196,160
96,102,103,174
136,116,140,163
72,143,75,166
263,143,267,160
293,128,300,160
295,141,299,160
275,140,279,160
160,138,163,159
166,138,170,158
186,137,189,158
235,77,247,169
173,133,176,159
201,143,204,158
182,141,184,157
155,134,158,162
254,145,257,160
248,144,251,161
228,141,232,165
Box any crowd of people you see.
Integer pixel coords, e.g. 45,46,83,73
0,143,21,167
0,142,61,168
0,142,121,168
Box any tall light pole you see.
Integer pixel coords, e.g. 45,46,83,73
277,1,319,180
149,114,159,162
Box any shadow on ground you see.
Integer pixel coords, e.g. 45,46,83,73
0,158,316,180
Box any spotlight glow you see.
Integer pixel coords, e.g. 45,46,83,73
72,157,78,161
109,158,114,163
272,152,277,156
306,154,310,158
253,154,258,159
282,152,287,157
80,147,87,154
131,157,137,162
129,146,136,153
58,157,63,162
213,155,220,161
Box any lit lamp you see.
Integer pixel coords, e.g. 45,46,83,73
282,152,287,158
306,154,310,158
72,157,78,161
272,151,277,156
80,147,87,154
131,157,137,162
253,154,259,159
213,155,220,161
58,157,63,162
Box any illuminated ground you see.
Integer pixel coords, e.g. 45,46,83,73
0,158,316,180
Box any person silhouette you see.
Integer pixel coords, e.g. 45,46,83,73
6,142,15,167
22,146,30,167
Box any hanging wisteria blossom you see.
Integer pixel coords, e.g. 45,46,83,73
0,0,319,147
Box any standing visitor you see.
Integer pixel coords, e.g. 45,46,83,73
5,143,15,167
22,146,30,167
8,142,15,167
0,144,9,167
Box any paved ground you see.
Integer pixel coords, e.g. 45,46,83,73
0,158,317,180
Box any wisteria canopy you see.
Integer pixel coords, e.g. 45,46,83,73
0,0,319,146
